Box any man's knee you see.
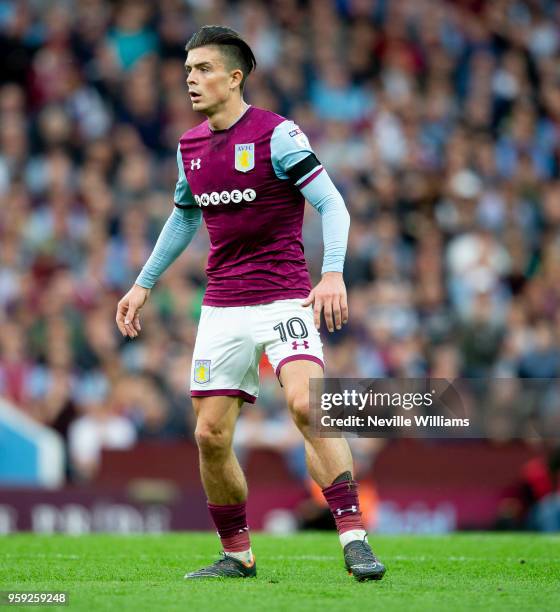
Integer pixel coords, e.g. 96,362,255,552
194,421,232,457
287,390,310,430
191,396,239,457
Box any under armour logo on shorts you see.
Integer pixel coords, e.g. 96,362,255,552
191,158,201,170
291,340,309,350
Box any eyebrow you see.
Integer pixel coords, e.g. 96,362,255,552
184,61,213,70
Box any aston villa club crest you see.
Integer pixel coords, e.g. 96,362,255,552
194,360,211,384
235,143,255,172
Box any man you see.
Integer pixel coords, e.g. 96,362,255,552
116,25,385,582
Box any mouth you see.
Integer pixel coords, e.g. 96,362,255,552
189,91,202,102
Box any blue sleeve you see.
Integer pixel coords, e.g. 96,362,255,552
135,204,202,289
271,120,349,274
270,120,322,185
300,170,350,275
174,144,196,207
271,120,349,273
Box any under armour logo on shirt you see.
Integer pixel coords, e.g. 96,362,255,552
336,505,357,516
191,158,201,170
291,340,309,350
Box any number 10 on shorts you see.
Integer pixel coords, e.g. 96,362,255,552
274,317,309,350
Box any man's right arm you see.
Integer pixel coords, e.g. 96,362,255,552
136,143,202,288
134,205,202,289
116,144,202,338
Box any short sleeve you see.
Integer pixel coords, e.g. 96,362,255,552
270,120,322,185
174,144,196,208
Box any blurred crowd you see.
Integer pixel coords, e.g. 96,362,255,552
1,0,560,481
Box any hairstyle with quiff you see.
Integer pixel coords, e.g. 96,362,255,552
185,25,257,91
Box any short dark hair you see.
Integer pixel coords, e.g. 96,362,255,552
185,26,256,91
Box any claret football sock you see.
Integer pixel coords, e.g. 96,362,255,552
207,501,253,563
322,474,367,548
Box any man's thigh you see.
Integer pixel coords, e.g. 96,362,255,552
192,395,244,440
190,305,261,404
279,358,324,401
260,299,324,381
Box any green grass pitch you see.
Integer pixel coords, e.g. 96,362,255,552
1,533,559,611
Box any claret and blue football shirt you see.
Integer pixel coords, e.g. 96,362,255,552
136,105,350,306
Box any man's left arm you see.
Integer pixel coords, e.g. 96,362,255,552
271,121,350,332
299,172,350,332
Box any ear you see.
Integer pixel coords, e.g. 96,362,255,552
230,68,244,91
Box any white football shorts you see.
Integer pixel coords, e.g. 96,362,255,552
190,299,324,403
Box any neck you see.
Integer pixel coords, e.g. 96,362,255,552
207,97,249,131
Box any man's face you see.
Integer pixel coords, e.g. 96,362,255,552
185,45,239,114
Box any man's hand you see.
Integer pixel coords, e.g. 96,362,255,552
116,284,151,338
302,271,348,332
